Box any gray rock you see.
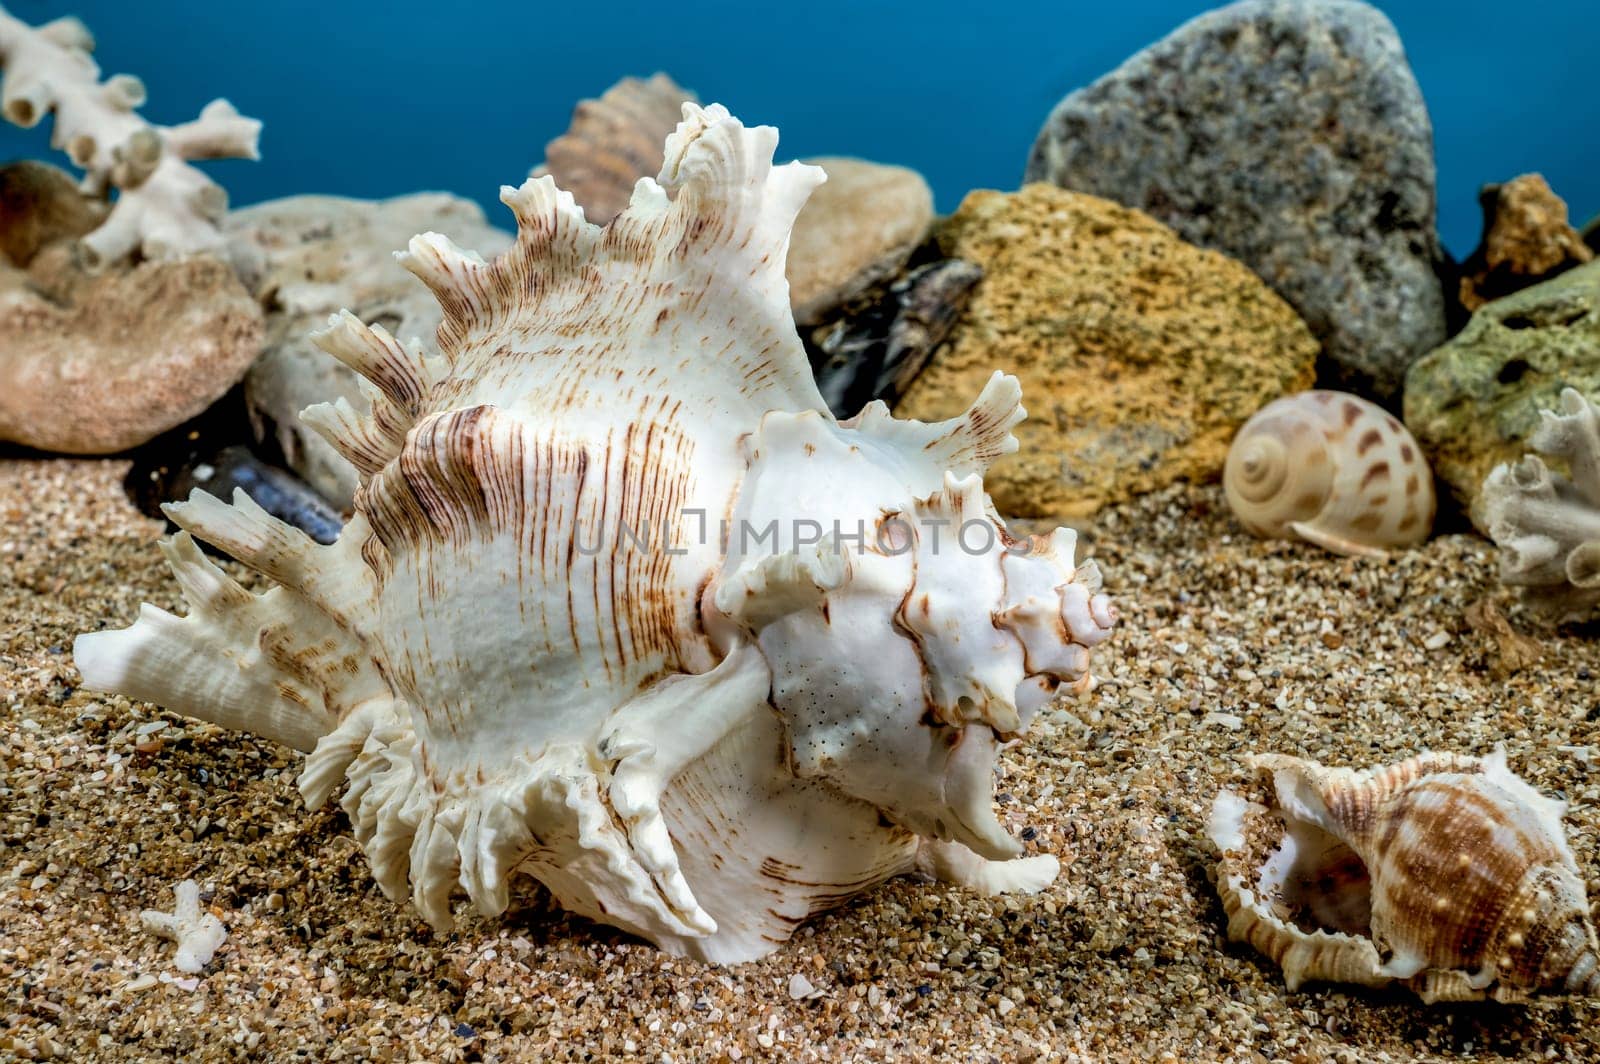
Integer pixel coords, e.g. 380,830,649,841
226,194,513,508
1025,0,1445,401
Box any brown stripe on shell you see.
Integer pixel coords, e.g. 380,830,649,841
1366,776,1566,978
362,403,696,682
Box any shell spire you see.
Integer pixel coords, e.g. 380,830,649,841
397,102,829,422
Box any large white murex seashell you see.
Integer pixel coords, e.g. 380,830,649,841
1224,391,1434,557
1208,749,1600,1003
73,104,1116,963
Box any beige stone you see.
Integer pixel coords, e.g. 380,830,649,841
0,246,262,453
896,184,1318,519
788,157,933,325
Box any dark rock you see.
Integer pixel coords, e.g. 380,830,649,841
808,259,982,416
1024,0,1445,401
0,159,106,267
126,390,343,544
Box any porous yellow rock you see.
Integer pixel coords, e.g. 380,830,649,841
896,184,1318,518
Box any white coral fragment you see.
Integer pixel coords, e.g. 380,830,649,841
141,880,227,974
1483,388,1600,622
0,4,259,264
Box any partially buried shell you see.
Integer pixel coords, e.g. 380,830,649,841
1208,749,1600,1003
1223,391,1433,557
536,73,697,226
73,104,1116,963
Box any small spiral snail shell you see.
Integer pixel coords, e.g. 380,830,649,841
1224,390,1434,558
1209,749,1600,1003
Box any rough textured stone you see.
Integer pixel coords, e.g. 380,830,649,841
895,185,1318,519
1024,0,1444,401
0,246,262,453
1457,174,1594,312
226,193,512,508
789,157,933,325
1405,259,1600,530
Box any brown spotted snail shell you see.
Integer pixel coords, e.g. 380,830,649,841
1223,391,1434,558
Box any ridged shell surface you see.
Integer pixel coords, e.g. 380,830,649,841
1224,390,1434,557
1208,749,1600,1003
73,104,1116,963
537,73,697,227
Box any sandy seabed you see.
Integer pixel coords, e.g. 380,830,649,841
1,456,1597,1063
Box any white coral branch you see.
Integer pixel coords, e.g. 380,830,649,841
141,879,227,974
1483,388,1600,622
0,5,259,265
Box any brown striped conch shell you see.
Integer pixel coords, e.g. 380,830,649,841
1482,387,1600,623
1208,749,1600,1003
73,103,1117,963
1223,391,1434,558
535,73,697,227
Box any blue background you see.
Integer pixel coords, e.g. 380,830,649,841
0,0,1591,257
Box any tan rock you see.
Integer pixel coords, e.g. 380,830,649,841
0,246,262,453
895,184,1318,519
789,157,933,325
1457,174,1592,312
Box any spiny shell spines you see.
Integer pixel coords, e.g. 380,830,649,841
74,103,1115,963
1224,390,1434,558
1209,749,1600,1003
